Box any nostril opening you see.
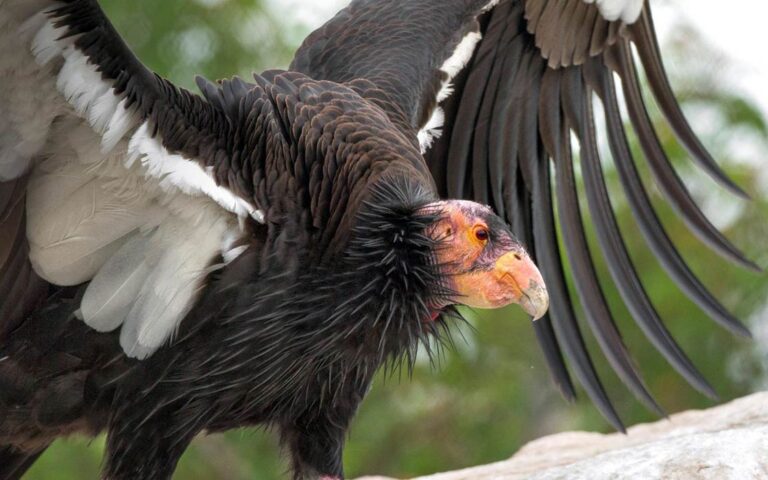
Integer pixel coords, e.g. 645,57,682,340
514,253,522,260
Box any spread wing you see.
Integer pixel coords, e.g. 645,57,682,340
0,0,264,359
291,0,759,429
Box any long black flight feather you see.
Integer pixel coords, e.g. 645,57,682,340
536,70,624,431
536,136,624,431
578,61,715,401
508,137,576,403
595,52,751,338
446,3,510,199
556,69,666,415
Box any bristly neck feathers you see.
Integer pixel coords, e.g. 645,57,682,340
246,173,456,366
337,174,457,366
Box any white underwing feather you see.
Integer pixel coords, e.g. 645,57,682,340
80,232,152,332
582,0,643,23
11,7,260,359
127,122,264,222
417,107,445,154
27,186,156,286
221,229,250,264
481,0,501,12
436,83,454,103
223,245,248,263
88,89,122,134
26,137,162,285
101,98,137,153
440,31,483,79
30,16,62,66
120,217,230,359
57,47,109,117
25,118,245,360
418,30,483,153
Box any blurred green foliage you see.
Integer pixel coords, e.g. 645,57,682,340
24,0,768,479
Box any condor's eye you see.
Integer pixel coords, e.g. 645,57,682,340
473,226,489,243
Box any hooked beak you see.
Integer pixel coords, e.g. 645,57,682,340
493,250,549,320
451,249,549,320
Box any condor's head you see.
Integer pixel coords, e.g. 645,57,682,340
424,200,549,320
348,180,549,327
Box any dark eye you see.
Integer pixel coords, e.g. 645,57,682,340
474,227,489,242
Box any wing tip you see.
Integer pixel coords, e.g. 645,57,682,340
725,320,753,340
724,179,751,201
737,257,763,275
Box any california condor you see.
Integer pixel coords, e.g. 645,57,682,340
0,0,758,478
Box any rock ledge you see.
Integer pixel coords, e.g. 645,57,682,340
360,392,768,479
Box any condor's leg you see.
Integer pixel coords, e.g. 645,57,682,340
281,410,352,480
103,404,205,480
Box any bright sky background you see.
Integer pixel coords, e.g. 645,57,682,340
654,0,768,120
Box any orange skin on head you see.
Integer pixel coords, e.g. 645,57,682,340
425,201,548,318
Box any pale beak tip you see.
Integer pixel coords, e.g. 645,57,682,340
521,280,549,321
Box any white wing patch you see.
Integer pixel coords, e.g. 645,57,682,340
82,212,233,360
10,6,267,359
80,232,154,334
101,98,137,153
29,12,264,223
417,108,446,154
127,122,264,222
418,31,483,153
440,31,484,80
481,0,501,12
26,139,163,286
582,0,644,24
117,215,232,359
27,119,242,359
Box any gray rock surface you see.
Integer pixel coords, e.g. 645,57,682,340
359,392,768,479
